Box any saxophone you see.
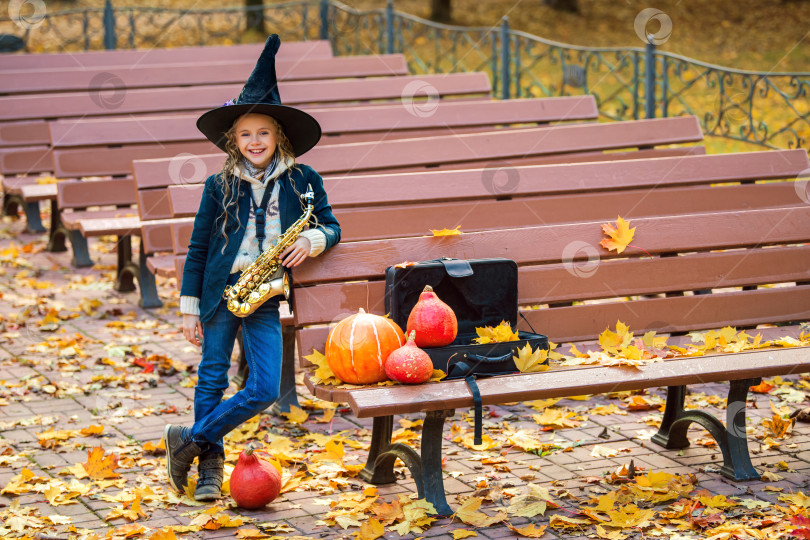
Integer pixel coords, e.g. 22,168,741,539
223,185,315,317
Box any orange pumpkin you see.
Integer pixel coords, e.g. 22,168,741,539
326,309,405,384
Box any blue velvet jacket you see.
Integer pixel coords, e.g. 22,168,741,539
180,164,341,323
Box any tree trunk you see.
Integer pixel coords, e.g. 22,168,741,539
246,0,266,35
544,0,579,13
430,0,452,23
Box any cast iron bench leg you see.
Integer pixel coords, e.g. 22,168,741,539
68,230,93,267
270,326,300,414
46,200,67,252
115,235,137,293
135,243,161,309
652,378,761,481
24,201,46,234
360,410,454,517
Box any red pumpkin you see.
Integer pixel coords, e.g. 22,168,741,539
385,331,434,384
229,446,281,509
406,285,458,347
326,309,405,384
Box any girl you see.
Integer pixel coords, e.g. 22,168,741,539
164,35,340,502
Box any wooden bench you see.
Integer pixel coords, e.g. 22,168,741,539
285,155,810,515
0,41,332,71
0,39,336,229
165,148,808,461
52,95,601,290
139,114,704,289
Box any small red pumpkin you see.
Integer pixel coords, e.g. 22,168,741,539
229,445,281,509
385,331,434,384
326,309,406,384
406,285,458,347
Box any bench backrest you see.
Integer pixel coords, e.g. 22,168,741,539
0,72,492,124
170,148,809,243
291,203,810,363
0,41,331,71
1,55,409,95
132,116,705,194
46,96,599,177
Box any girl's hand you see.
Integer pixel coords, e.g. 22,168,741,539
183,314,203,347
281,237,311,268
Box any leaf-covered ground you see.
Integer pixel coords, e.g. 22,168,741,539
0,204,809,539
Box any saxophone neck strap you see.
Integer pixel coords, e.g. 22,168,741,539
251,179,277,252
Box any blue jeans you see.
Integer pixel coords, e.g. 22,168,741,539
192,273,282,455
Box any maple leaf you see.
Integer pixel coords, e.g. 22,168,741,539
473,321,520,344
431,226,462,236
506,484,556,517
354,518,385,540
549,514,594,529
513,343,549,373
82,446,120,479
454,496,507,527
762,413,794,439
533,408,581,429
749,381,774,393
599,321,634,354
451,530,478,539
603,504,655,528
304,349,342,386
282,405,309,424
506,523,548,538
779,491,810,507
599,216,635,254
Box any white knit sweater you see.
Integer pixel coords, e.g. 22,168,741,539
180,158,327,317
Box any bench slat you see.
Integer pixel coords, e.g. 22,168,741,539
0,73,491,123
2,55,410,94
57,178,135,209
0,41,332,71
79,216,141,237
0,121,49,147
49,97,598,147
291,244,810,327
345,347,810,417
0,146,51,175
134,117,703,190
292,206,810,285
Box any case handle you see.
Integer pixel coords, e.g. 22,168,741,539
463,351,514,364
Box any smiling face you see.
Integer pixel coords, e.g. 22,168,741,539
234,113,279,169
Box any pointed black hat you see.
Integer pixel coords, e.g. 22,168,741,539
196,34,321,156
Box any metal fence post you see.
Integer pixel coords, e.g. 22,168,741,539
500,17,510,100
386,0,395,54
645,40,656,118
319,0,329,41
103,0,116,50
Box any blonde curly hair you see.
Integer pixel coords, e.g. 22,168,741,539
215,114,299,252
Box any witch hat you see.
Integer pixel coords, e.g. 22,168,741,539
196,34,321,157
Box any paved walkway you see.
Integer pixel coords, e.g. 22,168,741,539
0,213,808,540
